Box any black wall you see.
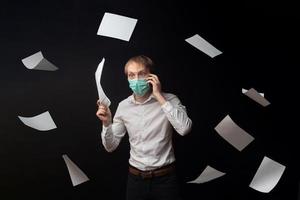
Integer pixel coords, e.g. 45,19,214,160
0,1,299,199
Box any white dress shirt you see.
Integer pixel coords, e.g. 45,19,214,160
101,93,192,171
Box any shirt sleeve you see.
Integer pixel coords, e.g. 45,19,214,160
161,95,192,136
101,103,126,152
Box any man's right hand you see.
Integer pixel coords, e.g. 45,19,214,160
96,100,112,127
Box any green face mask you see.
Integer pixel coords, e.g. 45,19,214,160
128,79,150,96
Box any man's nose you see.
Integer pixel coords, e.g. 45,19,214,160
133,75,142,79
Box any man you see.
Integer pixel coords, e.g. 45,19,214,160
96,55,192,200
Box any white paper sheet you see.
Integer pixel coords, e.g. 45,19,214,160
187,165,226,184
243,88,270,107
242,88,264,97
21,51,58,71
97,12,138,41
214,115,254,151
185,34,222,58
95,58,111,107
249,156,286,193
62,154,90,187
18,111,57,131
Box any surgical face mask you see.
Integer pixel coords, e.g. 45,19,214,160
128,79,150,96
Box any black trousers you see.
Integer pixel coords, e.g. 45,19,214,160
126,170,182,200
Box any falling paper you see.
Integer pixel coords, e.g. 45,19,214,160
243,88,270,107
185,34,222,58
187,165,226,184
242,88,264,97
249,156,286,193
97,12,138,41
21,51,58,71
62,154,90,187
18,111,57,131
95,58,111,107
214,115,254,151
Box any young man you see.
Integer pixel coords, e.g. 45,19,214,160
96,55,192,200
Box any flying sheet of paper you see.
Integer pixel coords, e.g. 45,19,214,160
18,111,57,131
185,34,222,58
242,88,264,97
243,88,270,107
249,156,286,193
214,115,254,151
97,12,138,41
95,58,111,107
21,51,58,71
62,154,90,187
187,165,226,184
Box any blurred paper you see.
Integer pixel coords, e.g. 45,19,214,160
18,111,57,131
62,154,90,186
22,51,58,71
95,58,111,107
185,34,222,58
97,12,138,41
243,88,270,107
187,165,226,184
242,88,264,97
249,156,286,193
215,115,254,151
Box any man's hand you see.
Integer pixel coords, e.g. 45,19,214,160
96,100,112,127
147,74,166,105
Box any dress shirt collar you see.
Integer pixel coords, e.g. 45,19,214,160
128,93,155,105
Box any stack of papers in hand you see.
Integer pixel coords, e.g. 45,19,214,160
95,58,111,107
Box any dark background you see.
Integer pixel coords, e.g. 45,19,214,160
0,0,299,199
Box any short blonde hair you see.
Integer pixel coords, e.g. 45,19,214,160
124,55,154,75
